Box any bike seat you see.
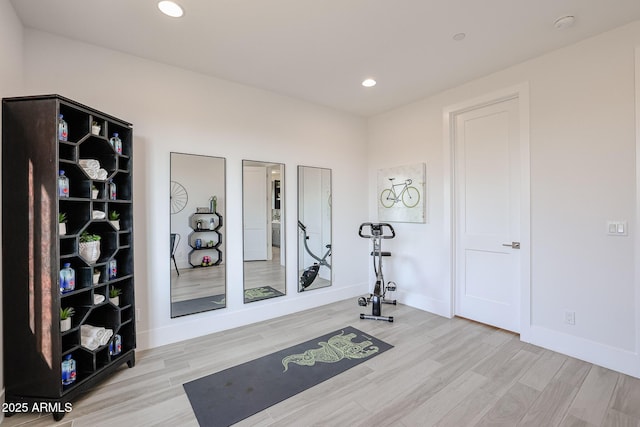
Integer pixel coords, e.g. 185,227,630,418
371,251,392,257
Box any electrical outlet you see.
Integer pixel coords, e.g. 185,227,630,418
564,311,575,325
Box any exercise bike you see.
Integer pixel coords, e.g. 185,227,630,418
298,221,332,291
358,222,397,322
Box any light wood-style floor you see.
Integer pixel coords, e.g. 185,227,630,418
5,299,640,426
171,265,226,303
243,247,286,297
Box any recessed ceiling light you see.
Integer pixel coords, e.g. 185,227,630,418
453,33,466,41
554,15,575,30
362,78,377,88
158,1,184,18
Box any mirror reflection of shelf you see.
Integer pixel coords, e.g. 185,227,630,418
187,211,223,267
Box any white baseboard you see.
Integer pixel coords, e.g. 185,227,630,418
396,290,451,318
524,325,640,379
136,282,367,350
398,292,639,379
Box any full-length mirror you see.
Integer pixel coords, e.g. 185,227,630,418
298,166,332,292
242,160,286,302
170,153,226,317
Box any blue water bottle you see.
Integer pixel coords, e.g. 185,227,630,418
109,133,122,154
110,334,122,356
60,263,75,293
58,114,68,141
58,170,70,198
109,259,117,279
108,179,117,200
62,354,76,385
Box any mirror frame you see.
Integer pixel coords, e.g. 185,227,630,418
297,165,332,292
170,152,227,317
242,160,287,303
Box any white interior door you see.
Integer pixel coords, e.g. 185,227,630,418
454,97,521,332
243,166,268,261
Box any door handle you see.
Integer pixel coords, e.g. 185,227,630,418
502,242,520,249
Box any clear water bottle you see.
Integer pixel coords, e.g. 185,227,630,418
60,263,75,293
61,354,76,385
108,179,117,200
110,334,122,356
58,170,70,198
58,114,68,141
108,259,117,279
109,133,122,154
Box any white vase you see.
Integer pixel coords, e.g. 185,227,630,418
91,125,101,135
111,296,119,306
110,220,120,230
60,318,71,332
59,222,66,236
79,240,101,263
92,189,99,199
93,273,100,285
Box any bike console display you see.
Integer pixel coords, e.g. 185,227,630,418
358,222,396,239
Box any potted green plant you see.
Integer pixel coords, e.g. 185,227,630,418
59,212,67,236
110,287,122,306
109,211,120,230
79,232,101,263
91,120,101,135
91,184,99,199
60,307,75,332
93,268,101,285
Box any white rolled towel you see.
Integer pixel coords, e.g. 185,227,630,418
80,324,113,350
80,324,103,350
81,324,105,339
81,335,99,351
92,210,106,219
100,329,114,346
82,168,98,179
97,168,108,180
79,159,100,170
93,294,105,304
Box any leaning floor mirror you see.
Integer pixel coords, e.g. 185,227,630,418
298,166,332,292
170,152,226,317
242,160,286,302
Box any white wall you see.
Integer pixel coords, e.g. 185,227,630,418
367,21,640,377
12,6,640,380
0,0,23,410
23,29,370,350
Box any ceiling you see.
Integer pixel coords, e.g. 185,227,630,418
10,0,640,117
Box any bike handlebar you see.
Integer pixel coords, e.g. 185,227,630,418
358,222,396,239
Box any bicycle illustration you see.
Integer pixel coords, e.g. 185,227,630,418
379,178,420,208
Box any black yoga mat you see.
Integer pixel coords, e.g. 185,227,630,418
171,294,226,317
183,326,393,426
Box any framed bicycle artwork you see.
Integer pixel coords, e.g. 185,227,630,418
377,163,426,223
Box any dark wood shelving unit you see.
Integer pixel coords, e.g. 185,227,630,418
2,95,135,421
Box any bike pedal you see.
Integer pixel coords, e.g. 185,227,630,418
386,281,397,291
357,297,368,307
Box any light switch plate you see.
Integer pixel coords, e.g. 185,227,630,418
606,221,628,236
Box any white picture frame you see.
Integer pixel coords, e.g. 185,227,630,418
377,163,426,223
